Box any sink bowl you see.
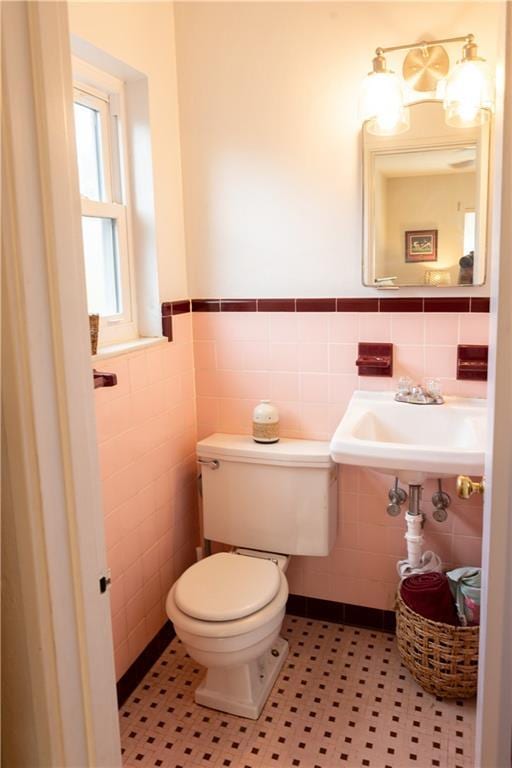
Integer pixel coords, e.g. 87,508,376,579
330,391,486,483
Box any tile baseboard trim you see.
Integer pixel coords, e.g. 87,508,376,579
117,598,395,706
164,297,490,316
286,594,396,633
117,620,176,708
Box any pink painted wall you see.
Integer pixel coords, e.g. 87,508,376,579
94,315,198,680
194,310,488,611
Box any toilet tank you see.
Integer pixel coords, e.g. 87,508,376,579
197,434,337,556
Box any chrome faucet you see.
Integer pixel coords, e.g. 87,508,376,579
395,377,444,405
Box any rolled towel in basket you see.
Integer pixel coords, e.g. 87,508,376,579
401,572,459,626
446,567,481,626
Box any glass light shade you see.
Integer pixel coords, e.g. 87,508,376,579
360,71,410,136
435,78,447,100
444,59,494,127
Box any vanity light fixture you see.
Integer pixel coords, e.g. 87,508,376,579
361,34,494,135
443,35,494,127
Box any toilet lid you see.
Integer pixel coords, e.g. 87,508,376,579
174,552,281,622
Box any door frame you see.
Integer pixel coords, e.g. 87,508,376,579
2,0,511,765
2,2,121,764
474,4,512,766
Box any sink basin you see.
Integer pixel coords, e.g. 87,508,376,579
330,391,486,483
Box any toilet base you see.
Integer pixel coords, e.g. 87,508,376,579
195,636,288,719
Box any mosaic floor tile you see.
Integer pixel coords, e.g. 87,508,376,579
121,615,476,768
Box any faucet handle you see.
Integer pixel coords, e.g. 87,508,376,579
425,378,442,399
397,376,413,395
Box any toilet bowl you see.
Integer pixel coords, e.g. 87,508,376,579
166,551,289,719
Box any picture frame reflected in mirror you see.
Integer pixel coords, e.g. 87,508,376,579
405,230,438,263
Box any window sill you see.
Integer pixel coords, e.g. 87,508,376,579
92,336,167,362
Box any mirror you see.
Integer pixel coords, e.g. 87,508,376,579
362,101,490,288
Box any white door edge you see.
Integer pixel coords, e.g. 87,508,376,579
475,4,512,767
2,2,121,765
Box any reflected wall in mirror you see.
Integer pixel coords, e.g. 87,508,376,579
363,101,490,288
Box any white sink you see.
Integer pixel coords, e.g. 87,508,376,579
330,391,486,483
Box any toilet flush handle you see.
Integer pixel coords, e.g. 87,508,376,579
198,458,220,470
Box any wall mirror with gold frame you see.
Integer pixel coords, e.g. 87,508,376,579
362,100,491,288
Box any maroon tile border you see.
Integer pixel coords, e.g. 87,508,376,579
117,620,175,707
337,298,379,312
161,303,172,341
470,297,490,312
191,299,221,312
161,299,190,316
296,298,336,312
287,594,395,633
257,298,296,312
164,296,489,317
161,300,191,341
170,299,190,315
161,315,173,342
379,297,423,313
220,299,258,312
118,598,395,708
423,297,471,313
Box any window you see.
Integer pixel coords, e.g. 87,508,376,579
73,63,136,345
463,210,476,257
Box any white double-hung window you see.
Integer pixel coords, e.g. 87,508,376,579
73,62,136,344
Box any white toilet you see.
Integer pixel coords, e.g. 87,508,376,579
166,433,337,719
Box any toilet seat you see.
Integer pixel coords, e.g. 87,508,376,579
174,552,281,622
167,572,288,641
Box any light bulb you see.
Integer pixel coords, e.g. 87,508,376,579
360,70,410,135
444,43,494,128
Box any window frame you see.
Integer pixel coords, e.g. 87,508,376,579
73,59,137,346
463,208,477,257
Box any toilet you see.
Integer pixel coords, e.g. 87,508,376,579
166,433,337,719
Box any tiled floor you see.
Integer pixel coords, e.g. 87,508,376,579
120,615,475,768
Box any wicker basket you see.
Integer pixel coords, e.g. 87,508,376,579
89,314,99,355
396,591,479,699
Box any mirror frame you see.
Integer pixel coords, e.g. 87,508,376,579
362,100,492,289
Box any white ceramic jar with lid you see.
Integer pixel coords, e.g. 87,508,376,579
252,400,279,444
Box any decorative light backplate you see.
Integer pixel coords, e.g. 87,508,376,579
402,45,450,92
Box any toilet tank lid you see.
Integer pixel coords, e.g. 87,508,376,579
174,552,281,621
197,434,333,467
